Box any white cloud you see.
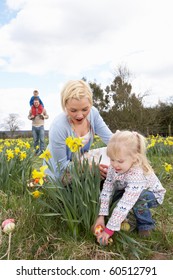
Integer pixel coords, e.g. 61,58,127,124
0,0,173,132
2,0,164,75
6,0,27,10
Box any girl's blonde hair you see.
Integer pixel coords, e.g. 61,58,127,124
107,130,153,174
61,80,93,111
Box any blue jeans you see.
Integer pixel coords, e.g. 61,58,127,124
112,190,158,231
133,190,158,231
32,125,45,152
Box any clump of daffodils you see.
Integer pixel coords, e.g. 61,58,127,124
30,166,48,199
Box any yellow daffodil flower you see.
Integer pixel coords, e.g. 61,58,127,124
14,147,20,155
4,141,11,147
25,142,31,149
32,165,48,185
39,149,52,161
32,190,43,198
17,140,25,148
65,136,84,153
163,162,172,173
5,149,14,161
19,151,27,161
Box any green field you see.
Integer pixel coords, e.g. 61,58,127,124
0,136,173,260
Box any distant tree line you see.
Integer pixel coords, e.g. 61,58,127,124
0,130,49,139
84,66,173,136
1,66,173,138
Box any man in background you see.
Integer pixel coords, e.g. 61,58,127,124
28,97,49,155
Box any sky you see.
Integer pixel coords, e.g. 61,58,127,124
0,0,173,131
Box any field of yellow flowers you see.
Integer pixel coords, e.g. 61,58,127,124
0,135,173,260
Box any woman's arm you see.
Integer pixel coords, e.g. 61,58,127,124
91,107,113,145
48,117,72,177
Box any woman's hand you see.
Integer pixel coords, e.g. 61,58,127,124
99,164,109,179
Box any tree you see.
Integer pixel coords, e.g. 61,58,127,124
0,114,24,137
155,102,173,136
102,67,145,132
89,81,110,112
85,66,173,136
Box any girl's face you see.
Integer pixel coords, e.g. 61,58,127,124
110,147,136,174
65,97,91,125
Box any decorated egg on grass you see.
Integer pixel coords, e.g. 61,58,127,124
2,219,15,234
98,237,113,246
120,221,130,231
94,225,104,236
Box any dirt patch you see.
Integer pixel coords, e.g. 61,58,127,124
151,252,171,260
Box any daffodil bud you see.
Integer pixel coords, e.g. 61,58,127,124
2,219,15,234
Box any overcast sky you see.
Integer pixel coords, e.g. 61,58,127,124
0,0,172,130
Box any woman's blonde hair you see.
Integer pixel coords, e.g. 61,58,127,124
60,80,93,111
107,130,153,174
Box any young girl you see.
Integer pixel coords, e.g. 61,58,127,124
94,130,166,245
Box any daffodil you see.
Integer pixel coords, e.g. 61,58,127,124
4,141,11,147
65,136,84,153
25,142,30,149
5,149,14,161
17,140,25,148
14,147,20,155
167,139,173,146
19,151,27,161
32,165,48,185
32,190,43,198
39,149,52,161
163,162,172,173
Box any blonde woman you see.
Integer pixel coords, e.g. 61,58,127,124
45,80,113,179
94,130,166,245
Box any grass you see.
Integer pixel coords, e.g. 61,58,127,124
1,178,173,260
1,140,173,260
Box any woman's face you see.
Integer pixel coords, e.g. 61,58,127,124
65,97,91,125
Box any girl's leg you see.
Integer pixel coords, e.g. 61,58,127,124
133,190,158,232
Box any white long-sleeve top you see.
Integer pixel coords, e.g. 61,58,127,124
99,165,166,231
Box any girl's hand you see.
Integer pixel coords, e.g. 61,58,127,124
91,216,105,234
99,164,109,179
96,231,110,246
